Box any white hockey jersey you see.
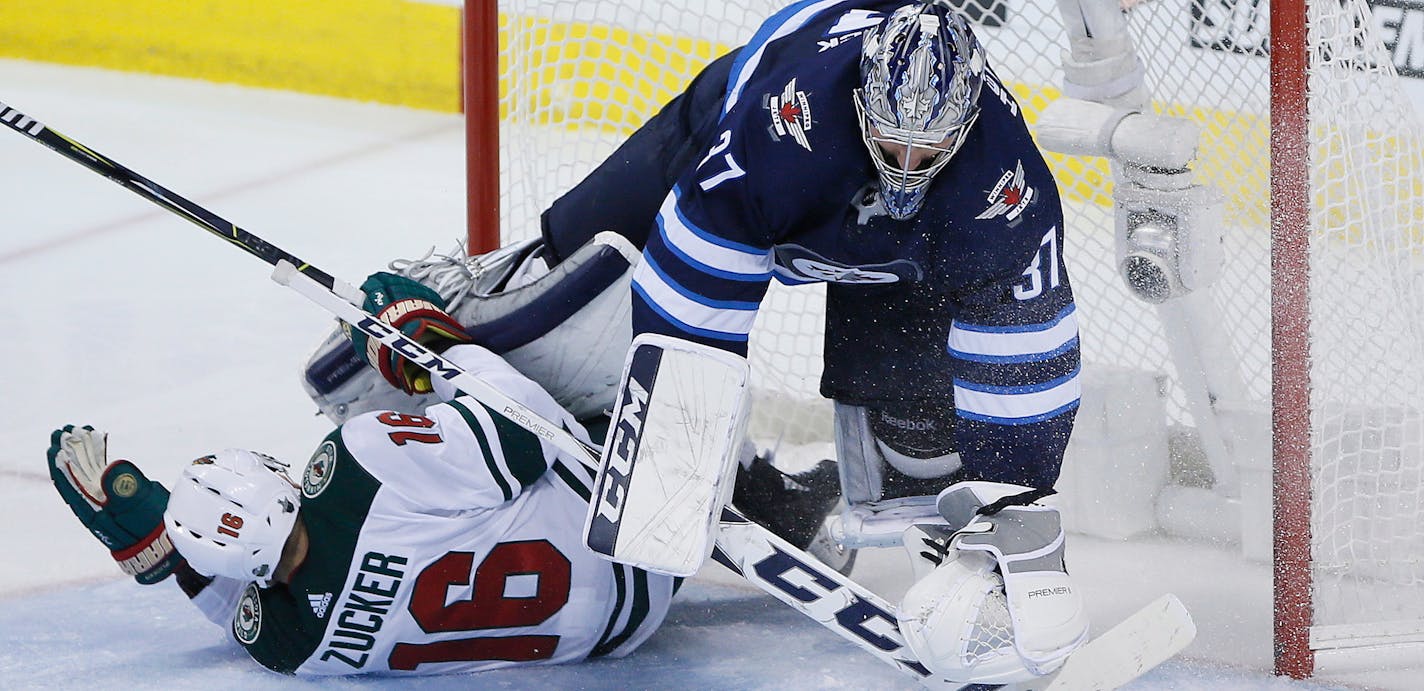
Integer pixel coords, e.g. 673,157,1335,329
188,344,675,676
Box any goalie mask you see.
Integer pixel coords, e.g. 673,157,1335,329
164,449,300,587
855,2,984,219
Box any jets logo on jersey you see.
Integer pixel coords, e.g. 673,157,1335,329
234,584,263,644
766,78,813,151
976,160,1035,221
774,244,921,284
308,592,333,619
303,441,336,498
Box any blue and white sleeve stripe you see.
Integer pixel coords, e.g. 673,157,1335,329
948,305,1080,425
949,304,1080,363
954,369,1082,425
631,186,773,345
654,186,775,280
631,260,761,342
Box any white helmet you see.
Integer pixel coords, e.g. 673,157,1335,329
163,449,300,587
854,1,985,219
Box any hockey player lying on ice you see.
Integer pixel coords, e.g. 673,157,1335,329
49,261,1086,683
298,0,1089,683
47,272,675,676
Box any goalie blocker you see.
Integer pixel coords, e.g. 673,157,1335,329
584,333,752,576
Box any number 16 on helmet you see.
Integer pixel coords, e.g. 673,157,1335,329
163,449,300,588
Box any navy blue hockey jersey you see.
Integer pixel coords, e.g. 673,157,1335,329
628,0,1079,486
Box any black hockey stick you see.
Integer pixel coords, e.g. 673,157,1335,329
0,98,360,302
0,98,597,463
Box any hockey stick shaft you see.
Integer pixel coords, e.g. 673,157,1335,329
0,99,361,303
0,92,939,677
0,97,601,466
1,94,948,680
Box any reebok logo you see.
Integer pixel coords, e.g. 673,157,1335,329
308,592,333,618
876,413,936,432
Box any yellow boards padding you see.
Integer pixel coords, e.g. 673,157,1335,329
0,0,463,112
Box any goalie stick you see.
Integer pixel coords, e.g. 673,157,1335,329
3,99,1197,688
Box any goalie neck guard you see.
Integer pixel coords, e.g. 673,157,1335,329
163,449,300,587
854,1,984,220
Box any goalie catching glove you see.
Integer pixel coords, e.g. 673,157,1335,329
347,271,472,394
47,425,181,584
896,481,1088,685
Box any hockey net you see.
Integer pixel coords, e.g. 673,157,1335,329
472,0,1424,677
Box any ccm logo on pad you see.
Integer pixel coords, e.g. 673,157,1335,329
587,345,661,553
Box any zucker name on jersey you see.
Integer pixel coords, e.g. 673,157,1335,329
199,344,673,675
48,343,675,677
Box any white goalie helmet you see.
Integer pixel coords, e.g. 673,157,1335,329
163,449,301,588
855,1,985,219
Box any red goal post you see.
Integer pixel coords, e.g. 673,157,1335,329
465,0,1424,682
465,1,501,255
1270,0,1313,678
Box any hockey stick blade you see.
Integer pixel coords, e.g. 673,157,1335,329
1003,594,1197,691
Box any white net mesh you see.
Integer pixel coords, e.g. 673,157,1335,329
963,587,1018,666
491,0,1424,654
1303,0,1424,643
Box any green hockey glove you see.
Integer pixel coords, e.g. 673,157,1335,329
47,425,179,584
348,271,472,394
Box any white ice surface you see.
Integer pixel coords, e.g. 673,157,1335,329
0,59,1386,689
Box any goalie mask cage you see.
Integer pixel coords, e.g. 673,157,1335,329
465,0,1424,679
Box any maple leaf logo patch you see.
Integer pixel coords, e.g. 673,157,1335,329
976,160,1035,221
766,78,814,151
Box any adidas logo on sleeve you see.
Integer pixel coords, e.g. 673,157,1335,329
308,592,333,619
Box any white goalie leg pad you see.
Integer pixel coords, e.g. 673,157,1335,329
453,231,639,420
833,402,963,504
300,232,638,424
897,524,1038,685
584,334,751,576
939,481,1089,676
828,402,962,548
